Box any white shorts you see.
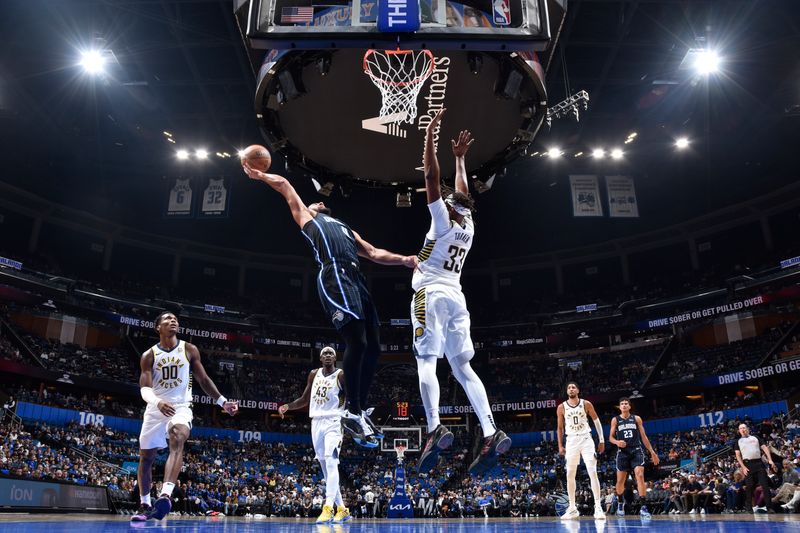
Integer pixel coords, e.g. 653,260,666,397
312,416,342,463
565,433,596,467
411,285,474,360
139,404,193,450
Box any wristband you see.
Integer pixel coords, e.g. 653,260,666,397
216,395,228,407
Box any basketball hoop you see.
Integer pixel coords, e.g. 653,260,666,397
363,49,435,123
393,438,409,463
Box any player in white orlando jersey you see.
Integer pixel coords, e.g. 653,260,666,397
279,346,351,524
556,382,605,520
131,312,238,522
413,109,510,476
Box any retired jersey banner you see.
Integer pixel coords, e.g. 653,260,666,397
200,178,229,217
167,178,193,217
606,175,639,218
569,175,603,217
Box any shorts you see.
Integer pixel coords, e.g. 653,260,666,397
411,285,474,360
565,433,596,468
139,403,193,450
312,416,343,463
616,447,645,471
317,264,379,330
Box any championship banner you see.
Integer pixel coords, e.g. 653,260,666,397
636,294,767,330
605,175,639,218
200,178,230,217
569,175,603,217
166,178,193,217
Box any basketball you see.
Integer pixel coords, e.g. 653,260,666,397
241,144,271,172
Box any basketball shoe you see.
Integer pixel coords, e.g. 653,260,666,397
418,425,454,473
150,495,172,520
317,504,335,523
130,503,152,522
333,506,352,523
341,410,378,448
469,430,511,475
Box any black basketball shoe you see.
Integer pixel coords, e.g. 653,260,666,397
417,425,454,473
468,430,511,476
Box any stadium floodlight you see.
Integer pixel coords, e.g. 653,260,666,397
80,50,106,74
195,149,208,160
591,149,606,159
694,50,721,75
176,149,190,160
237,149,246,158
610,148,623,160
547,147,563,158
675,137,690,149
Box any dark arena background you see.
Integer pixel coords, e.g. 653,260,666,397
1,0,800,532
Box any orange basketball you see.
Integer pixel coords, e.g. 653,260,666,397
241,144,272,172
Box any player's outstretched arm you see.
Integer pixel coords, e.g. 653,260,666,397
242,163,313,228
635,416,658,464
423,108,445,204
186,343,239,416
353,230,418,269
556,403,565,455
278,370,316,418
451,130,474,196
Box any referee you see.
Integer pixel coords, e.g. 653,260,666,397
734,422,776,513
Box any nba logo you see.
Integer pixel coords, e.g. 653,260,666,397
493,0,510,26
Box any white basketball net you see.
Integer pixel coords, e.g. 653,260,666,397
363,49,435,124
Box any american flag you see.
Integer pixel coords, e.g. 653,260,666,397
281,6,314,23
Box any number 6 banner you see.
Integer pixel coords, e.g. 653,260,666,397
166,178,193,217
201,178,230,218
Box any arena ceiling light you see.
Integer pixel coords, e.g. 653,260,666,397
195,149,209,160
694,50,721,75
610,148,624,160
547,147,563,158
591,148,606,159
675,137,690,149
80,50,106,74
176,149,189,160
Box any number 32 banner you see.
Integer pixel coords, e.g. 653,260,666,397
201,178,230,218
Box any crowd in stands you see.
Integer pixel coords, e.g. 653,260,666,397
2,404,798,518
656,326,787,384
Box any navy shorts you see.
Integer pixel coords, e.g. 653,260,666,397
616,448,645,472
316,264,379,330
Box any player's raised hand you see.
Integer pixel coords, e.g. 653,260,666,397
427,108,446,132
157,400,176,417
242,161,266,182
278,404,289,419
451,130,474,157
222,400,239,416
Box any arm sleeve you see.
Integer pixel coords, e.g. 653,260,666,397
140,386,160,406
593,417,604,443
426,199,451,239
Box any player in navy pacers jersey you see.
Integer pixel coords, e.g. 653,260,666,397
243,163,417,448
608,397,659,519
